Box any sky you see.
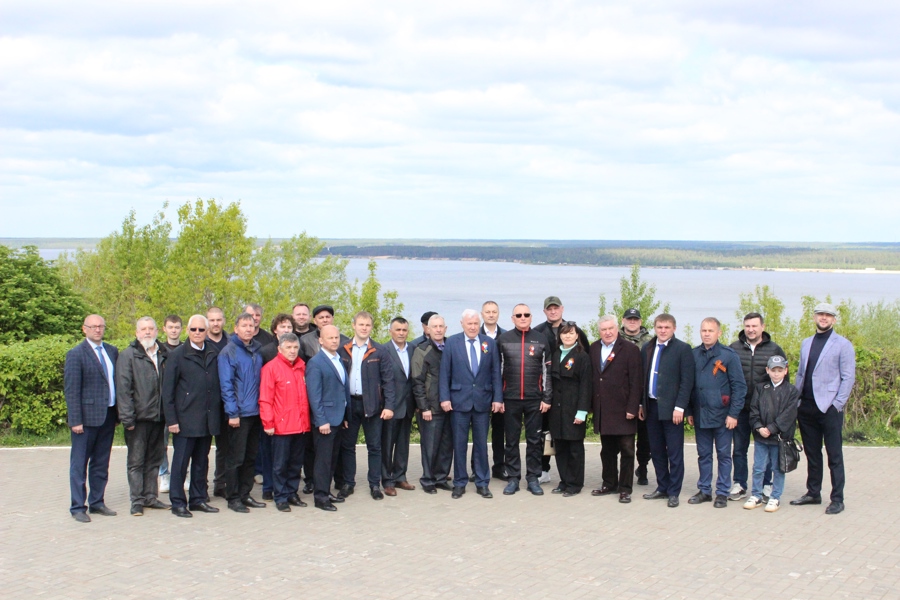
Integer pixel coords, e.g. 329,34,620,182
1,0,899,242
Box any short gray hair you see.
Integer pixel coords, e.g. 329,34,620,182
135,316,156,329
278,332,300,346
460,309,480,322
187,314,209,329
598,314,618,327
428,314,445,327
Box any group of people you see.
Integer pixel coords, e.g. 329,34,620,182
64,296,855,521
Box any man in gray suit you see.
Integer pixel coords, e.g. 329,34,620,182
382,317,417,495
65,314,119,522
791,303,855,515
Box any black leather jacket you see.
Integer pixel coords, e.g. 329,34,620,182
497,328,553,403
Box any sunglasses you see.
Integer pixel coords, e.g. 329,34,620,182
514,313,531,318
189,327,207,332
564,320,577,327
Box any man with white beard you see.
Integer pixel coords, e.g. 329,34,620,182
116,316,171,516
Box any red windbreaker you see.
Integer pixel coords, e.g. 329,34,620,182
259,353,311,435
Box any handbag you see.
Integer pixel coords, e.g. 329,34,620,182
543,432,556,456
778,435,802,473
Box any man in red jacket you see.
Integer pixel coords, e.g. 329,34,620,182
260,333,312,512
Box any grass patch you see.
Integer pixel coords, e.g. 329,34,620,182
0,426,127,447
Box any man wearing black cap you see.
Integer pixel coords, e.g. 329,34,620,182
620,308,653,486
412,311,438,347
300,305,350,363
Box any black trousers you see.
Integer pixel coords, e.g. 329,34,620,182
341,397,383,489
170,434,212,509
382,414,412,487
798,399,845,502
541,412,552,472
271,433,308,503
600,433,636,493
313,428,341,504
554,438,585,492
225,415,261,502
213,407,230,495
491,411,506,472
303,438,316,486
635,418,651,474
69,406,117,514
124,420,166,505
504,399,543,482
418,411,453,487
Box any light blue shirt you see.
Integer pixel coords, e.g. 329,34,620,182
94,344,116,407
321,348,345,383
392,341,410,378
350,340,369,395
601,340,615,364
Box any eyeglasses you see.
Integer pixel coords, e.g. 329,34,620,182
564,320,577,327
514,313,531,318
189,327,207,332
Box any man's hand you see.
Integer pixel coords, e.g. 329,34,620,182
626,413,635,420
319,424,331,435
265,428,275,435
686,415,693,426
492,402,504,414
342,421,349,429
126,426,135,431
759,427,771,438
638,406,644,421
725,416,738,430
539,402,551,414
71,425,84,434
421,410,432,422
673,412,684,425
440,401,452,412
573,418,584,425
169,424,180,434
229,417,240,428
381,409,394,420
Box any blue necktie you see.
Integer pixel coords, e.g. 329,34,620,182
651,343,664,398
469,339,479,376
95,345,109,379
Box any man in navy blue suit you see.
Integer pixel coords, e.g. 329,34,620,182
65,314,120,522
439,309,503,499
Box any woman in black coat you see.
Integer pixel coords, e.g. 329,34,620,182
548,322,593,496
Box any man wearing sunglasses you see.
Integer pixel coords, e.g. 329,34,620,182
497,304,554,496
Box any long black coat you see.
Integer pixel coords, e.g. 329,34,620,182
590,336,643,436
548,349,592,441
162,343,222,438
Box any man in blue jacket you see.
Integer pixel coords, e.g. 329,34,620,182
687,318,747,508
218,312,264,513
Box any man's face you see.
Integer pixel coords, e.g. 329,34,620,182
314,311,334,328
320,325,341,352
353,317,373,341
599,320,618,345
429,319,446,343
390,321,409,346
136,320,158,344
743,317,763,344
235,317,255,343
654,320,675,342
512,305,532,331
207,311,224,336
83,316,106,344
421,322,431,339
164,320,182,342
623,317,642,335
481,303,499,327
274,320,294,337
543,304,563,325
244,306,262,328
815,312,836,332
279,341,300,363
292,306,310,328
187,317,207,346
767,366,787,385
700,321,720,347
461,315,481,338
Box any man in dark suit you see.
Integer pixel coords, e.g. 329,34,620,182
640,313,695,508
65,314,119,522
439,309,503,499
338,311,396,500
306,325,351,511
480,300,508,480
381,317,416,495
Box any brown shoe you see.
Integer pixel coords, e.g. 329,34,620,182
396,481,416,491
384,486,397,496
591,486,616,496
619,492,632,504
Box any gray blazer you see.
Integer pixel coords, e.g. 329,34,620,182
795,332,855,412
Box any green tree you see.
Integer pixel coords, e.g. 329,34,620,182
348,260,405,342
588,263,670,340
0,246,89,344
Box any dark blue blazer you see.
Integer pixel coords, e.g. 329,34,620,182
64,339,119,428
306,350,352,428
640,336,695,420
439,333,502,412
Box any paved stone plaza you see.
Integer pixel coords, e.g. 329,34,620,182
1,443,899,599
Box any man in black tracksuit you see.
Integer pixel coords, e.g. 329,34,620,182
498,304,553,496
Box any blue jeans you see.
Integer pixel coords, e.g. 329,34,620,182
733,411,771,489
158,430,170,476
751,442,785,500
695,425,733,497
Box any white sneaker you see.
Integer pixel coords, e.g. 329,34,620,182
159,473,170,494
763,484,773,498
254,473,264,485
743,496,763,510
538,471,551,484
764,497,780,512
728,482,747,501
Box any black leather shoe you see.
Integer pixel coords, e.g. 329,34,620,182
171,506,193,518
476,486,493,498
591,485,616,496
551,486,565,494
562,490,580,497
422,485,437,494
315,501,337,512
688,492,712,505
371,487,384,500
451,486,466,499
338,484,354,499
492,467,509,481
262,491,274,501
189,502,219,513
72,511,91,523
619,492,632,504
503,480,519,495
434,482,453,491
667,495,680,508
89,504,117,516
328,494,345,503
145,500,171,510
130,504,144,516
241,496,266,508
643,490,668,500
825,501,845,515
635,468,649,486
714,495,728,508
302,482,314,495
276,502,291,512
288,494,307,507
228,501,249,513
526,480,544,496
790,494,822,506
